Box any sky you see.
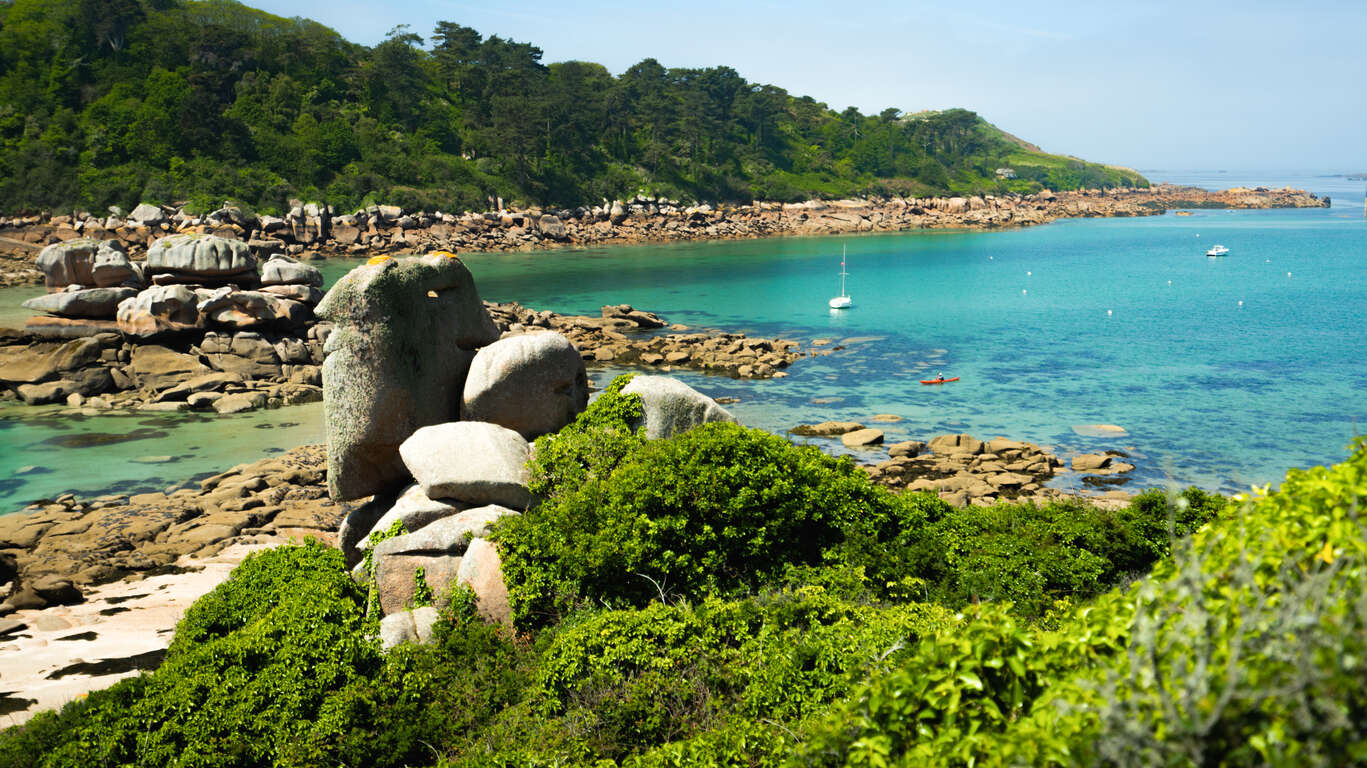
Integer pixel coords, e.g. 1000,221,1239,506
248,0,1367,173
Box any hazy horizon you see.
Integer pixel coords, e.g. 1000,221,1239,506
245,0,1365,175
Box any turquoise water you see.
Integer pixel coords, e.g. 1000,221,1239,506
2,173,1364,510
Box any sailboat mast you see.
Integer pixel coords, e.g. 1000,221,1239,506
840,244,847,297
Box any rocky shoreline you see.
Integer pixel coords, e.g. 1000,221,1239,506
0,298,805,413
0,185,1329,286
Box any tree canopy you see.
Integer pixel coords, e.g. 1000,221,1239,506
0,0,1147,215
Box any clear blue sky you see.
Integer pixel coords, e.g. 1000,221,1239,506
250,0,1366,173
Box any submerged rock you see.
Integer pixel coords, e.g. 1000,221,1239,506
791,421,865,437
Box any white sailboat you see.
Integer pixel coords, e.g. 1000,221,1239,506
829,245,852,309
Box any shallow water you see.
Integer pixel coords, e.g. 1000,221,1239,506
0,403,326,508
1,172,1364,511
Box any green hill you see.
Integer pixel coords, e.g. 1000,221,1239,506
0,0,1147,215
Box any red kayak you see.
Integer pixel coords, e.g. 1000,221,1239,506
920,377,959,385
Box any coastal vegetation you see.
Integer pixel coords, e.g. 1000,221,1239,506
0,0,1147,216
9,377,1362,766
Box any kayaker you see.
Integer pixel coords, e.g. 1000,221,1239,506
936,372,944,382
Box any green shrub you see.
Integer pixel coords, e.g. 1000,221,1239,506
890,488,1224,620
449,589,955,765
796,600,1130,767
498,419,913,627
797,441,1367,767
32,542,378,767
525,373,645,502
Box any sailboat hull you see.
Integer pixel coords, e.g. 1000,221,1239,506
828,296,852,309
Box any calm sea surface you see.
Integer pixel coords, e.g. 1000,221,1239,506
1,172,1363,511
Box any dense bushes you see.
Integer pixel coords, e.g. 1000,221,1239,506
11,396,1366,766
503,380,1223,626
898,487,1226,619
499,418,917,625
803,440,1367,767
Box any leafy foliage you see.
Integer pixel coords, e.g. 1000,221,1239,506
0,0,1146,215
13,415,1367,767
896,487,1225,619
498,418,915,627
801,440,1367,767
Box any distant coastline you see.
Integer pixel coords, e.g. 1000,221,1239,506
0,185,1328,288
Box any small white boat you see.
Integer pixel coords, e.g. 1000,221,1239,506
1206,244,1230,257
829,245,852,309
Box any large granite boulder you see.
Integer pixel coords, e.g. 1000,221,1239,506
371,506,518,619
201,331,282,379
23,287,136,318
379,607,441,649
537,214,567,240
928,434,985,456
460,332,588,439
128,202,166,226
371,505,515,560
374,552,463,616
35,239,134,291
116,285,202,336
337,491,399,569
260,255,323,287
399,422,531,509
620,375,737,440
0,338,104,385
359,484,469,549
316,254,499,500
146,233,256,278
127,344,212,390
94,243,137,288
458,538,512,625
841,428,885,448
260,284,323,304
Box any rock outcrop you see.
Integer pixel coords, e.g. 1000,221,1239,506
1,187,1328,288
316,254,497,501
0,446,340,613
620,375,737,439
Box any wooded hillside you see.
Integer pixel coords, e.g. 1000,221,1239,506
0,0,1148,215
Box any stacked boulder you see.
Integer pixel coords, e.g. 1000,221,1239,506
320,254,734,647
7,236,330,409
24,235,324,339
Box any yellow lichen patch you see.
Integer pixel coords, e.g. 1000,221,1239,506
367,255,393,265
433,250,459,259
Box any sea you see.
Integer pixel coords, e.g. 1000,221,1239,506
1,171,1363,512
